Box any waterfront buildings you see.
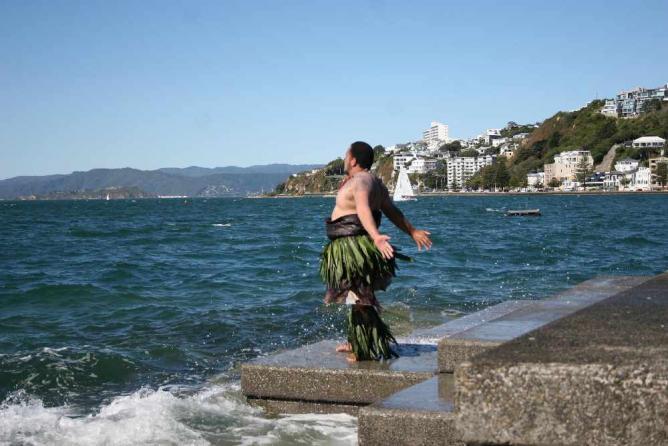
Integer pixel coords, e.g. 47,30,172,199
407,158,438,174
614,158,640,172
527,172,544,189
543,150,594,185
649,156,668,187
600,83,668,118
393,153,415,171
632,167,652,191
603,166,652,191
632,136,666,149
422,122,449,150
447,155,495,189
392,152,438,174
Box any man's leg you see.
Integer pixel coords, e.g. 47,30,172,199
335,342,352,352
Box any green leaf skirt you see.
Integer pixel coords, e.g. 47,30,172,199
320,234,410,360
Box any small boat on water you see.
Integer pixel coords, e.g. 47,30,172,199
393,168,417,202
506,209,541,216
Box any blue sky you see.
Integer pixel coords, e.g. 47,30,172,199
1,0,667,179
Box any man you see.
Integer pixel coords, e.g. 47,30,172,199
319,141,432,362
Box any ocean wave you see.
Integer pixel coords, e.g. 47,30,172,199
0,383,357,446
0,347,140,407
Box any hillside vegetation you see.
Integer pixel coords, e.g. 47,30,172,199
274,148,395,195
508,100,668,183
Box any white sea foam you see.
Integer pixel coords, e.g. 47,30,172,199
0,383,357,446
212,223,232,228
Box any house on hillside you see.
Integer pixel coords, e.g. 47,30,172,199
632,136,666,149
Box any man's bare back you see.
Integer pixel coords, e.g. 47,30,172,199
331,172,386,221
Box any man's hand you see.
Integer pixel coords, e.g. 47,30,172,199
411,229,432,251
373,234,394,260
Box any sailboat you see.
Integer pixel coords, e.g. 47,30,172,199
393,168,417,202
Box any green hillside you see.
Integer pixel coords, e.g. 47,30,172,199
508,99,668,183
273,148,394,195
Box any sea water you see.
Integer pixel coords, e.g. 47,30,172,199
1,195,667,445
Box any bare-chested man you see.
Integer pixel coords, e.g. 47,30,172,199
319,141,432,362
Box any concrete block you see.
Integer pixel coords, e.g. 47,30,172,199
358,375,464,446
455,273,668,446
242,340,437,406
438,275,650,372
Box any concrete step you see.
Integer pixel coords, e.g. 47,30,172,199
241,340,437,414
409,299,535,344
438,275,650,372
241,300,539,413
240,275,649,415
358,375,463,446
455,272,668,446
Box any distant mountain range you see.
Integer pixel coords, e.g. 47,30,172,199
0,164,322,199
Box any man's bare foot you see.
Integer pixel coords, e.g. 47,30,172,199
345,353,358,363
335,342,352,353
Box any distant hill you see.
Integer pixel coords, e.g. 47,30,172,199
274,155,395,195
157,164,322,177
0,164,323,199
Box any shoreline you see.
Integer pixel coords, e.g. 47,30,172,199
266,190,668,198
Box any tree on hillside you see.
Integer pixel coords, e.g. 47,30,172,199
655,162,668,188
465,174,482,190
468,161,511,190
420,161,447,190
460,149,478,157
509,173,528,189
642,99,663,114
325,158,344,176
483,161,510,190
548,178,562,189
439,141,462,154
547,132,561,149
575,157,594,190
373,145,386,158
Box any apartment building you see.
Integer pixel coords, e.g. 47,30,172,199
447,155,495,189
543,150,594,185
601,83,668,118
422,122,449,150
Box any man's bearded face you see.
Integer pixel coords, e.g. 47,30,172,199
343,149,352,174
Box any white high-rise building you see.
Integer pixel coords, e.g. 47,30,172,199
447,155,495,189
422,121,449,150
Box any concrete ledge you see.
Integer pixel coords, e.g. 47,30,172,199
241,340,436,405
247,397,361,416
455,272,668,446
410,299,535,344
358,375,464,446
438,275,650,372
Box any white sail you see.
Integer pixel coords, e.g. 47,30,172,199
393,168,416,202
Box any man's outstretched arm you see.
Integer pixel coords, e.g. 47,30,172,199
381,194,432,251
353,176,395,259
